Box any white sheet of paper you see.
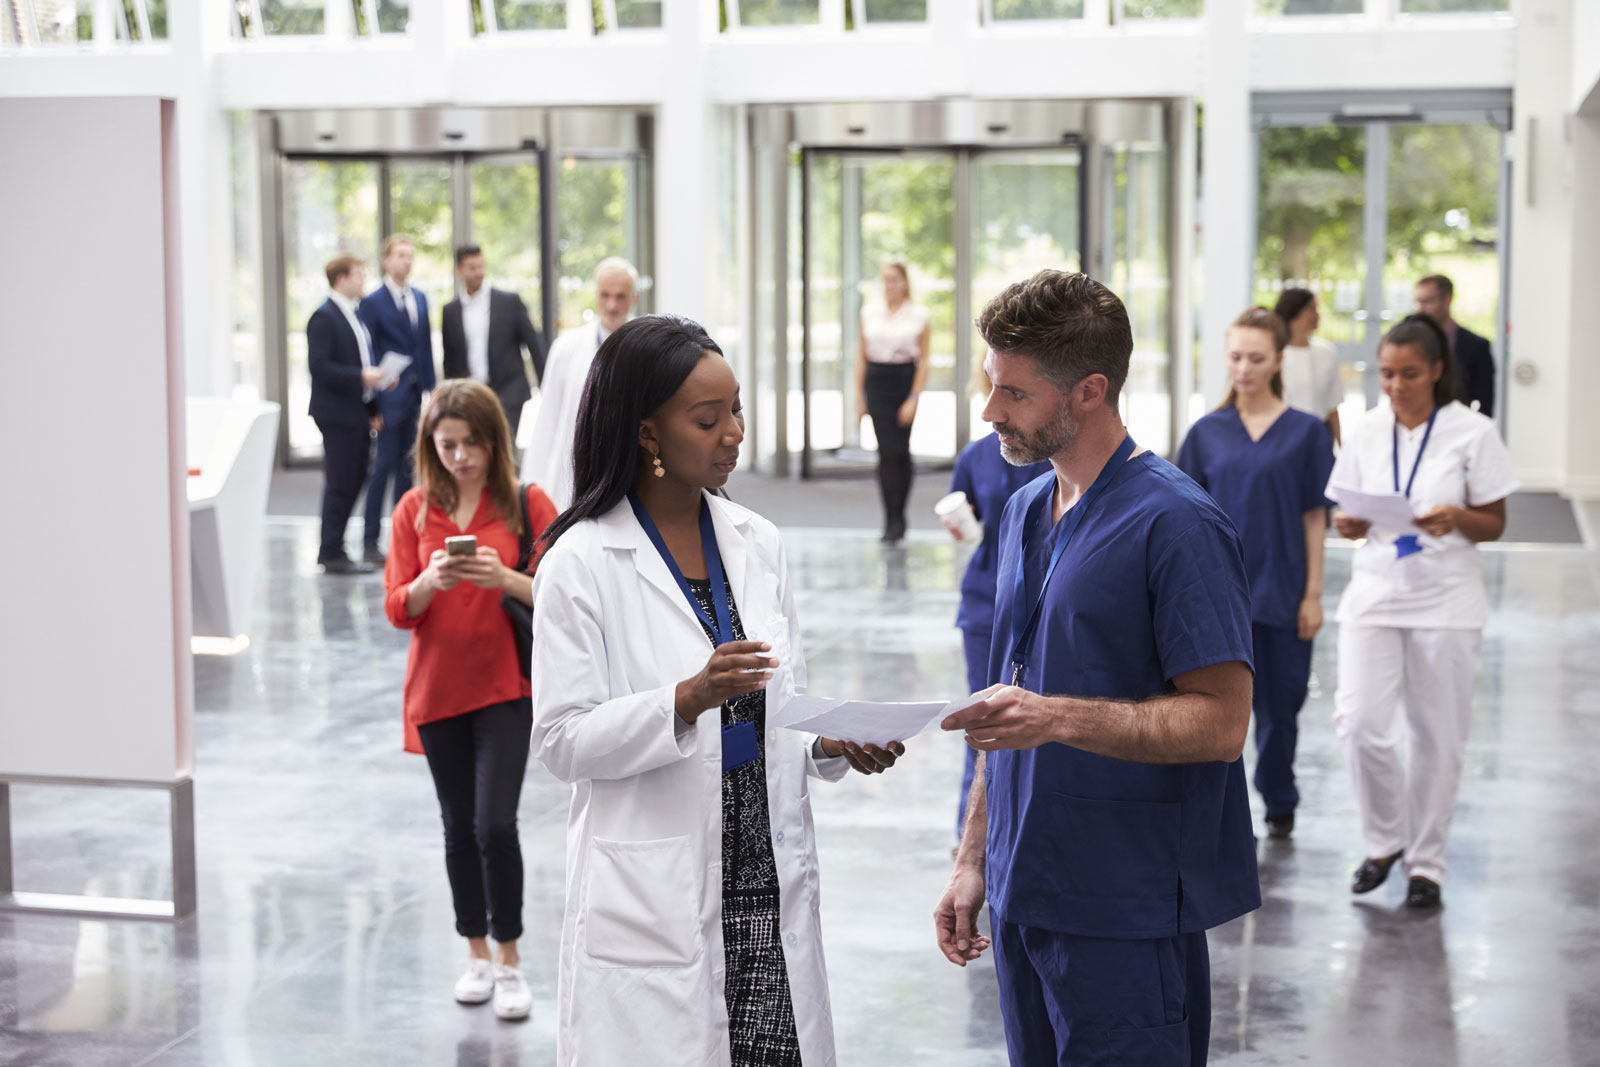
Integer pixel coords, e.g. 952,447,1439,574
782,691,990,747
1334,486,1418,534
377,351,413,390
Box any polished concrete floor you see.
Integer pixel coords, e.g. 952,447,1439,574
3,508,1599,1066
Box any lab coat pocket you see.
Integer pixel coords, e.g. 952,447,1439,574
583,835,702,968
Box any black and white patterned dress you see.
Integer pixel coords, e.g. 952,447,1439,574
685,575,803,1067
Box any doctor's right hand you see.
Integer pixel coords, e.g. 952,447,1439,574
934,863,990,967
1333,511,1371,541
674,641,776,723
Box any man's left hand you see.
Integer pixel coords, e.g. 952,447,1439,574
941,685,1061,751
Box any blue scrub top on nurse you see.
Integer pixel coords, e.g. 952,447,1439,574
938,271,1259,1067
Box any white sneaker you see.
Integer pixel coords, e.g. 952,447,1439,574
454,958,494,1004
492,964,532,1021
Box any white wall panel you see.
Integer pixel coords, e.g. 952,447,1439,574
0,97,193,783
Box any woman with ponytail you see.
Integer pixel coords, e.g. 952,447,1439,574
1326,313,1518,910
1177,307,1336,841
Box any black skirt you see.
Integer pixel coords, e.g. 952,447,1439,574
864,361,916,456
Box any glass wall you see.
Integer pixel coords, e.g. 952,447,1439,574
469,156,544,323
1106,142,1172,455
556,154,649,331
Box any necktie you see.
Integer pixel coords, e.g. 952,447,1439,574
400,288,416,328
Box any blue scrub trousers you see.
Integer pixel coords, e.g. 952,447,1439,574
1251,622,1313,819
957,627,991,837
992,920,1210,1066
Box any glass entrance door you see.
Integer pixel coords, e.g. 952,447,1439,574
799,146,1084,477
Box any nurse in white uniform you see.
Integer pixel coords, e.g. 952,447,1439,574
530,314,904,1067
520,257,638,509
1326,313,1518,911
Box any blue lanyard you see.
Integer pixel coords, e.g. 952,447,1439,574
628,493,734,648
1008,435,1136,687
1392,406,1438,499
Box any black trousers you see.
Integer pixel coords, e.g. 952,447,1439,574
314,418,371,563
865,362,917,532
417,698,532,943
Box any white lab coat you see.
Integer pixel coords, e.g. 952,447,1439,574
521,324,604,510
530,492,849,1067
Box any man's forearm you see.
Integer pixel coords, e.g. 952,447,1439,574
956,752,987,868
1050,691,1248,765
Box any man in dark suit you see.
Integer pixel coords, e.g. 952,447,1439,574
308,255,387,575
358,235,437,565
440,244,547,439
1416,273,1496,418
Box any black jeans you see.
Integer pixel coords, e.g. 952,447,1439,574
417,698,531,943
865,362,917,534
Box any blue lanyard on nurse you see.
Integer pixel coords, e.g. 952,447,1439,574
1391,406,1438,560
1008,434,1137,688
627,493,759,773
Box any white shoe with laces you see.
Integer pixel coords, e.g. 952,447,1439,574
453,958,495,1005
492,964,532,1021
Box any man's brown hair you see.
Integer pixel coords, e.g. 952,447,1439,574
324,255,362,288
975,270,1133,402
1417,273,1454,299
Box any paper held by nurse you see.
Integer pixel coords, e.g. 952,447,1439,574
782,692,986,748
1332,486,1418,534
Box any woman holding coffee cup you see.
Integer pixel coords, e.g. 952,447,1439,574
943,374,1050,839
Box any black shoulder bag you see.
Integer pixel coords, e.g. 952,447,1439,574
501,484,536,679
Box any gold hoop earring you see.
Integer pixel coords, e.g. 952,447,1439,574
653,454,665,478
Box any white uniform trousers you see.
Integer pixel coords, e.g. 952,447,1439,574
1333,623,1482,885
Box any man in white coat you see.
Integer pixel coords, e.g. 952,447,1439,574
520,257,639,509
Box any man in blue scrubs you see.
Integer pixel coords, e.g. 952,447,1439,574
934,271,1259,1066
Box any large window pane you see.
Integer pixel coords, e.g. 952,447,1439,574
611,0,661,27
858,0,925,22
489,0,564,29
1256,0,1361,14
260,0,324,34
803,155,845,454
469,156,544,332
1107,143,1171,455
388,161,454,374
1254,125,1367,347
1400,0,1507,11
735,0,819,26
557,155,646,331
971,150,1080,434
990,0,1083,19
1384,124,1500,338
283,160,379,461
1116,0,1202,18
375,0,409,31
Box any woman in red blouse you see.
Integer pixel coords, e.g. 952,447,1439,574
384,379,557,1021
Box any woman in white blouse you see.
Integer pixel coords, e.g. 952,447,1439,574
1326,314,1519,911
1274,287,1343,445
853,258,931,543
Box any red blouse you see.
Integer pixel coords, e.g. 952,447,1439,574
384,485,559,753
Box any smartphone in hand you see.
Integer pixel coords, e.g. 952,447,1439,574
445,535,477,557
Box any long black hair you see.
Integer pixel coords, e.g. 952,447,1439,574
1272,287,1316,331
539,314,724,550
1382,313,1458,409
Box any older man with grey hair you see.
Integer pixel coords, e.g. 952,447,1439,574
522,257,639,510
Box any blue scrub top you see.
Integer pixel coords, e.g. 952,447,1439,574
984,453,1260,941
950,434,1053,636
1175,407,1335,630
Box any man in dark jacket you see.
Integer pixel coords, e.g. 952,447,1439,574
441,244,547,440
1417,274,1496,418
307,255,386,575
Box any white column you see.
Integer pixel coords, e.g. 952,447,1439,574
1563,113,1600,498
652,0,712,322
1197,0,1249,407
1505,0,1574,491
169,0,235,397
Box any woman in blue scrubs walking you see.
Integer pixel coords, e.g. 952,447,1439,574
1177,307,1334,839
945,413,1050,839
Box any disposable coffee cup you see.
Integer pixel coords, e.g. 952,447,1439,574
935,491,983,544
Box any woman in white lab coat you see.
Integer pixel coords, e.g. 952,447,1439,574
1327,314,1518,911
530,314,904,1067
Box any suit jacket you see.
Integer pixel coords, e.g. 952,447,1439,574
440,288,547,417
306,299,378,429
1453,324,1495,418
358,283,436,418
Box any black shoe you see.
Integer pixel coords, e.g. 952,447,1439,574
1404,876,1442,910
362,544,386,565
1351,850,1403,894
881,518,906,543
1265,814,1294,840
320,557,375,575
